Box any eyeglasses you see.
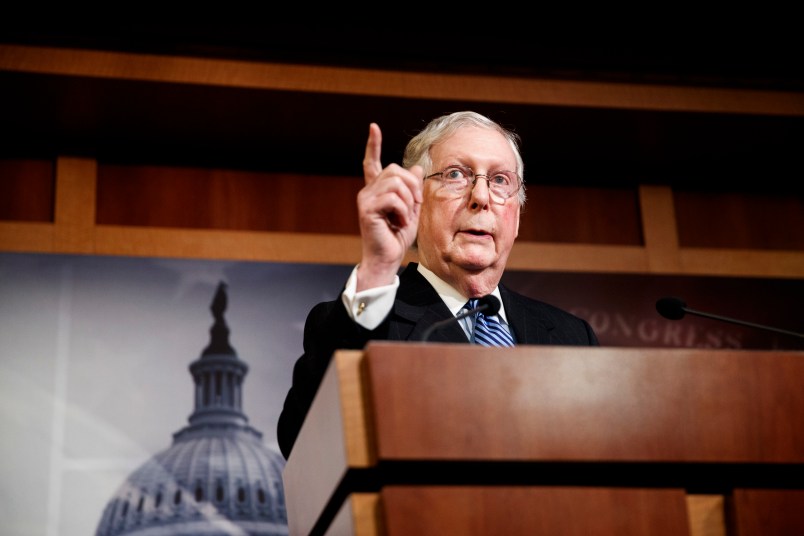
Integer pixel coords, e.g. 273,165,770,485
425,165,521,203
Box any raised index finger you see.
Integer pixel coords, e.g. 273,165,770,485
362,122,383,184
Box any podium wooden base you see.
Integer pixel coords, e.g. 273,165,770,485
284,343,804,535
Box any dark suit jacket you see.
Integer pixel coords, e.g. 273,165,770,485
276,262,599,459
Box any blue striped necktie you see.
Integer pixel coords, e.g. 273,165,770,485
467,299,515,347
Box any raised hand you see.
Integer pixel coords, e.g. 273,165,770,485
356,122,423,291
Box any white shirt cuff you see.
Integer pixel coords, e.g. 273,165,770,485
341,265,400,330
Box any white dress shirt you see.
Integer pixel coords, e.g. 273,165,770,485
341,263,511,339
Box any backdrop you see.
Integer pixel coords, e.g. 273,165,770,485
1,252,801,535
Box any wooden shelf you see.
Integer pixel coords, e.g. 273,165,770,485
0,44,802,280
1,158,801,278
2,44,803,184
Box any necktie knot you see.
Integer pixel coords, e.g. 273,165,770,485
467,299,515,347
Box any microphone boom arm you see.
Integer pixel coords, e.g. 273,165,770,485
683,306,804,339
656,297,804,340
420,295,501,342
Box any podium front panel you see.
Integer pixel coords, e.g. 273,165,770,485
364,343,804,463
381,485,691,536
285,343,804,535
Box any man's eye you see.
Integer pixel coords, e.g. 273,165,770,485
491,174,510,186
445,168,467,180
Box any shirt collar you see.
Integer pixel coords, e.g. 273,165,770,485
416,263,508,323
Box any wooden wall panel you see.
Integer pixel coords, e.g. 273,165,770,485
96,164,362,234
675,190,804,250
519,185,642,245
729,489,804,536
96,164,644,244
0,158,54,222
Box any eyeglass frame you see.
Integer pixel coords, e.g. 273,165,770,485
424,164,523,203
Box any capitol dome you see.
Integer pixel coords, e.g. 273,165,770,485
95,282,288,535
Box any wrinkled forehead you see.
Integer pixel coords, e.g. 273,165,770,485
429,126,517,171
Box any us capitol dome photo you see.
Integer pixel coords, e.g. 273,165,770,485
95,281,288,535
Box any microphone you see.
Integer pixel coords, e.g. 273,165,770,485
656,296,804,339
420,295,501,342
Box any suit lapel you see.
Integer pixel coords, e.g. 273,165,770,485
393,264,470,343
500,285,554,344
391,266,562,345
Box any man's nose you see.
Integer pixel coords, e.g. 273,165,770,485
469,175,491,206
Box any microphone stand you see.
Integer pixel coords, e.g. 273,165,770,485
420,298,498,342
656,298,804,339
674,303,804,340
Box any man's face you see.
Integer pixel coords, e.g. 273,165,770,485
416,125,521,287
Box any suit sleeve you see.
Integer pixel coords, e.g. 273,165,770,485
582,318,600,346
276,297,390,459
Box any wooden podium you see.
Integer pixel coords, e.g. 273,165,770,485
282,342,804,536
